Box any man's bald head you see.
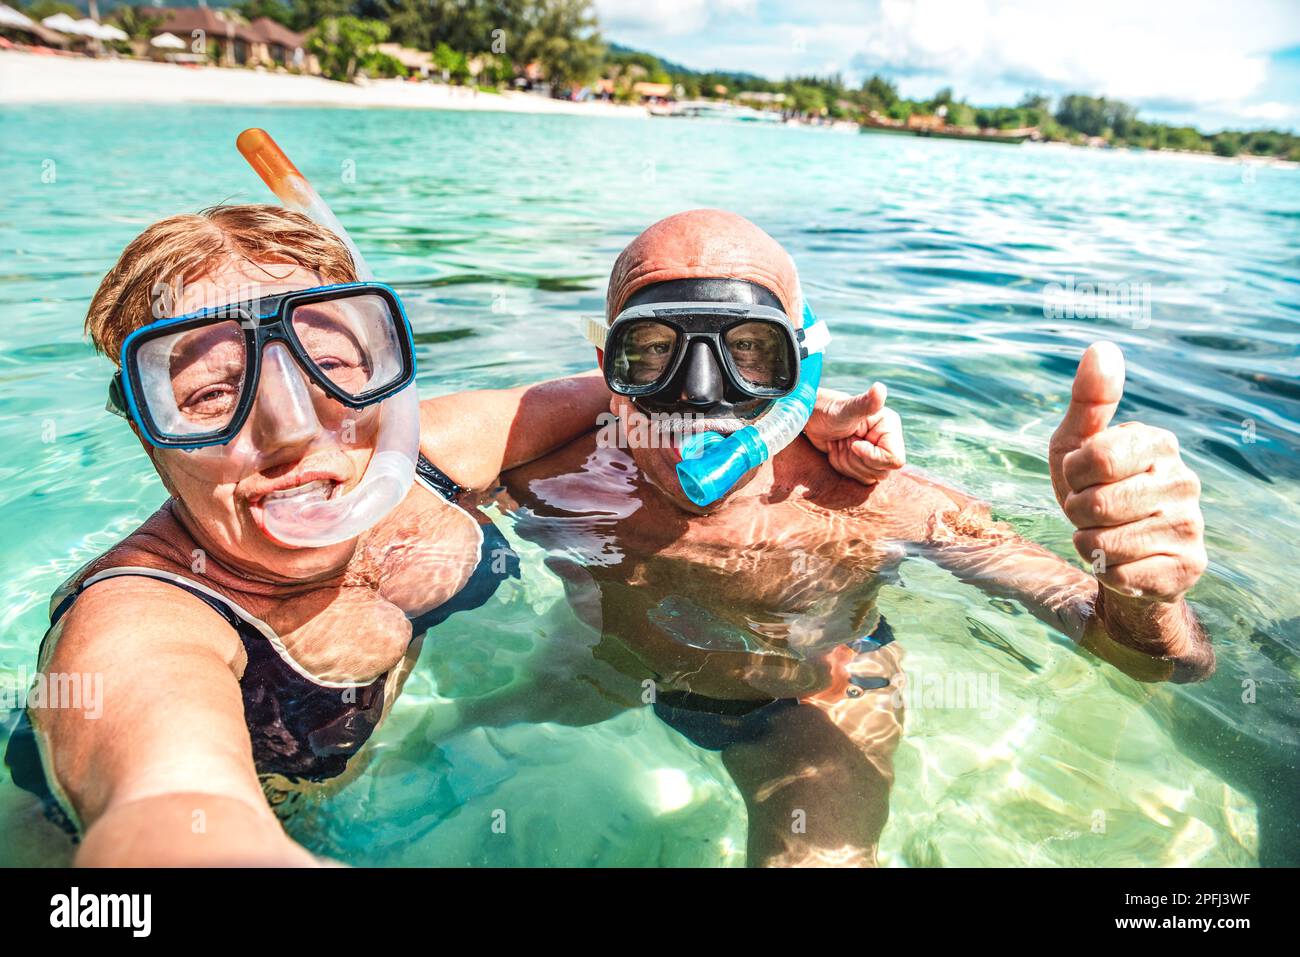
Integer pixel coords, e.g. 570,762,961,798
606,209,801,322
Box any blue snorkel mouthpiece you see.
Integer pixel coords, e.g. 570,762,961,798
676,302,828,507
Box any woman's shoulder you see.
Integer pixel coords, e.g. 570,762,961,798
52,505,202,609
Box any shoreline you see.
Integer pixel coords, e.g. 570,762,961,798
3,51,1295,168
0,50,649,118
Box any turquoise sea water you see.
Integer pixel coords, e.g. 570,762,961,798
0,104,1296,866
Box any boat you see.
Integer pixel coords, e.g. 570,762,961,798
655,100,783,123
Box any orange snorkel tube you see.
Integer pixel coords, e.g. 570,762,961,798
235,128,421,548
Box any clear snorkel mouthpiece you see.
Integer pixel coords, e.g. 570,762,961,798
236,128,420,548
676,301,828,507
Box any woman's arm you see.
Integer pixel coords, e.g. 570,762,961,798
32,577,319,866
419,372,610,491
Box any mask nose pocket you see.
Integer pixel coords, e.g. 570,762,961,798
249,341,322,447
681,340,725,407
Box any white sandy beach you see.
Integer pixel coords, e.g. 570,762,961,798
0,50,648,117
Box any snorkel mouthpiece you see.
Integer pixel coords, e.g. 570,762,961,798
675,302,827,507
677,427,767,507
237,128,420,548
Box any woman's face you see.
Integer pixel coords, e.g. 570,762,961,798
144,259,380,582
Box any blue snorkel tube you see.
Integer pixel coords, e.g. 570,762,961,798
676,301,829,507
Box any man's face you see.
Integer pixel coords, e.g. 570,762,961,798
611,387,772,515
143,259,378,583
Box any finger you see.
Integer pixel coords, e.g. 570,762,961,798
1052,341,1125,454
1062,425,1177,492
865,408,906,468
1094,551,1207,602
1062,470,1168,528
1072,508,1205,567
832,439,886,485
831,382,887,430
849,438,898,469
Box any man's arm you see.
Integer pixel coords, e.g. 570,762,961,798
33,577,320,866
900,341,1213,683
424,372,909,492
908,482,1211,682
419,372,611,490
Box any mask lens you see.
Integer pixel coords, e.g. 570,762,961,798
612,319,678,390
135,319,248,438
290,293,404,399
723,320,793,391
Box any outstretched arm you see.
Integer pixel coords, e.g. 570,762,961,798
34,577,322,865
913,487,1211,683
419,372,611,490
907,342,1212,683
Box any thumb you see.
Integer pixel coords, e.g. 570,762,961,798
831,382,886,429
1054,341,1124,451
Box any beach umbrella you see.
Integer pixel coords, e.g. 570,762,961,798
73,18,115,39
149,31,185,50
0,4,38,29
95,22,128,42
40,12,82,33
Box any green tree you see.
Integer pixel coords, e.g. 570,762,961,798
234,0,298,29
514,0,603,94
927,86,954,111
862,73,898,112
789,83,826,116
432,41,470,81
19,0,80,19
287,0,354,32
308,15,391,82
108,5,164,40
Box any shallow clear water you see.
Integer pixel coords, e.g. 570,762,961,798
0,105,1296,866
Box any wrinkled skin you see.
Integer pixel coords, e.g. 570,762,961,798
475,211,1212,867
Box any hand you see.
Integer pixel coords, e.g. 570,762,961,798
806,383,906,486
1049,342,1206,603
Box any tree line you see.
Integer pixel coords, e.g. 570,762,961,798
16,0,1298,160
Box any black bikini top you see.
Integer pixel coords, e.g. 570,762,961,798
5,456,519,834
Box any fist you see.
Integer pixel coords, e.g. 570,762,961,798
1048,342,1207,603
807,383,906,486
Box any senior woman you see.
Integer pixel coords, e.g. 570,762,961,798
5,204,904,865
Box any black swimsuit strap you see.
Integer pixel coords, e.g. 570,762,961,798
416,454,462,501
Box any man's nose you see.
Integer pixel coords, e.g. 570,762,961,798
247,342,322,454
679,341,724,407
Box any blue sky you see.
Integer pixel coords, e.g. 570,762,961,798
595,0,1300,132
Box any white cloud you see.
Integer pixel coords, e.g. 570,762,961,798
849,0,1281,109
598,0,1300,127
1238,101,1299,122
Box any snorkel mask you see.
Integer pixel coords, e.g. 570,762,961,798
583,278,830,507
107,130,421,549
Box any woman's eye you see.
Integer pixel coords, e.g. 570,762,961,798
183,383,237,416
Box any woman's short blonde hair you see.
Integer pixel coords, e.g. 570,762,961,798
87,204,357,364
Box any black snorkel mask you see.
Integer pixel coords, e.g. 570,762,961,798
597,278,802,419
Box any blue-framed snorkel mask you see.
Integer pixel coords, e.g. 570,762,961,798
583,277,830,506
108,281,416,450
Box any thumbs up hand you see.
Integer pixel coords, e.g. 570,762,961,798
1049,342,1207,603
807,383,906,486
